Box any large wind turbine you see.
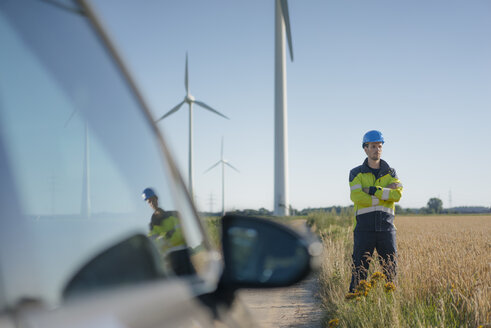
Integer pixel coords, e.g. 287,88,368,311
156,53,229,199
274,0,294,216
204,137,239,217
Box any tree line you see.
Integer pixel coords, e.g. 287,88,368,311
201,198,491,217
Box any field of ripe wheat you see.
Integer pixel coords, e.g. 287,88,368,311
317,214,491,328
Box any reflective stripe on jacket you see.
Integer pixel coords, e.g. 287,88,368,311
349,158,403,231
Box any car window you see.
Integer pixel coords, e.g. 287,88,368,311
0,0,211,309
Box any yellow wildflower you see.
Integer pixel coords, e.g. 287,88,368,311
384,282,396,293
328,318,339,327
356,280,372,294
345,292,361,300
370,271,386,281
369,272,386,287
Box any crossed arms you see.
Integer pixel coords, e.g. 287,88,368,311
350,178,403,207
362,183,399,194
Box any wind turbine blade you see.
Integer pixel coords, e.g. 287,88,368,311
195,101,229,119
156,100,186,123
204,161,221,174
280,0,294,62
225,162,240,173
185,52,189,94
64,109,77,127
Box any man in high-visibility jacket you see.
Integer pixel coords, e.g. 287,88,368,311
348,130,403,292
142,188,195,276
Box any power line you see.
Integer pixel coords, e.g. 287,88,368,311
207,193,215,214
448,189,452,209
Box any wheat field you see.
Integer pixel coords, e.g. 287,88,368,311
318,214,491,328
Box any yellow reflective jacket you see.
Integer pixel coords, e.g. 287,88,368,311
349,159,403,231
149,209,186,251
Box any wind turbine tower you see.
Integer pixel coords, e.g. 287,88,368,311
65,111,91,218
204,138,239,217
156,54,229,199
81,122,90,217
274,0,294,216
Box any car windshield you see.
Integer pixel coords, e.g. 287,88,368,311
0,0,211,309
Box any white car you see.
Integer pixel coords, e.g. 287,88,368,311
0,1,320,327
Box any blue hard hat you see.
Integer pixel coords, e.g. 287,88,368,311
362,130,384,147
142,188,156,200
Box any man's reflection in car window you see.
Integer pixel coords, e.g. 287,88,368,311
142,188,195,276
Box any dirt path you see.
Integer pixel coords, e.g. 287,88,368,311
237,220,324,328
238,275,324,327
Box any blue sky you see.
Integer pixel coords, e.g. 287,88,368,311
93,0,491,211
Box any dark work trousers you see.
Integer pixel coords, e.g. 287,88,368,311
168,248,196,276
349,230,397,292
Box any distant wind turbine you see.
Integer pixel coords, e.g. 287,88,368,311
65,111,90,218
204,137,239,217
274,0,294,216
156,53,229,199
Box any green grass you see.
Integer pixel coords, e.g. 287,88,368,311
306,209,353,243
202,216,222,249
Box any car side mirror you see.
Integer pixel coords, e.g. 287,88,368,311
219,215,320,289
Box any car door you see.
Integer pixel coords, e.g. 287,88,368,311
0,1,233,326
